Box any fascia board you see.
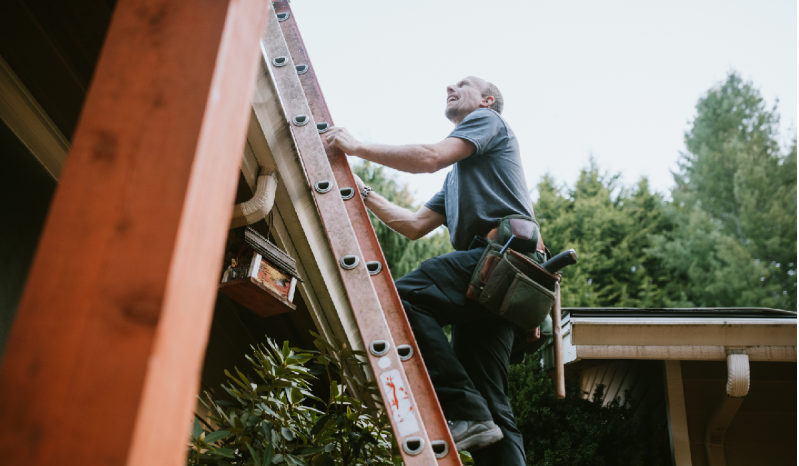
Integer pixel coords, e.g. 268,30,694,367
571,318,797,347
573,344,796,362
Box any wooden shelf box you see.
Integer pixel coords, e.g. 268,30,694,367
218,228,300,317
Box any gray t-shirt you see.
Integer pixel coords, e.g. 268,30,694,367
424,108,534,251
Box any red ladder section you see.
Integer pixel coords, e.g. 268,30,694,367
263,3,461,465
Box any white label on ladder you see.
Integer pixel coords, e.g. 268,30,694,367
379,369,420,437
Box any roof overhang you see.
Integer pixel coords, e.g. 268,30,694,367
544,308,797,369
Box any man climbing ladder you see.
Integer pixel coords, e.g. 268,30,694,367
326,76,535,465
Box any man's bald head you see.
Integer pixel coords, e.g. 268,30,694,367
466,76,504,114
445,76,505,124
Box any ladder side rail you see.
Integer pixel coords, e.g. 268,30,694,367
273,3,460,464
260,6,438,465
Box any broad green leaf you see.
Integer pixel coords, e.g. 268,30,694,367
204,430,230,444
292,446,325,457
290,387,304,405
263,443,275,466
284,454,307,466
310,414,332,437
247,443,261,465
213,447,236,458
191,418,202,441
282,341,291,360
281,427,296,441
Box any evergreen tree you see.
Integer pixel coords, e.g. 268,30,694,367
649,73,797,309
534,162,678,308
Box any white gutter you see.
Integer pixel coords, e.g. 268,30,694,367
230,166,278,229
704,348,750,466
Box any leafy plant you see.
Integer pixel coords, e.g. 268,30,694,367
189,333,399,466
508,353,669,465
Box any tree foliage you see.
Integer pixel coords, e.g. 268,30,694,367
649,72,797,309
534,72,796,310
534,165,680,308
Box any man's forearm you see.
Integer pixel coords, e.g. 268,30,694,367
363,191,425,240
326,127,474,174
354,143,441,174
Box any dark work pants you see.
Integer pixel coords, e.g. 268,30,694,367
395,241,525,466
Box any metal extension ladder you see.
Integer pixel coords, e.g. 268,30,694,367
262,2,461,464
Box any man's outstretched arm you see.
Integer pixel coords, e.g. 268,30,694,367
351,174,445,241
326,127,474,174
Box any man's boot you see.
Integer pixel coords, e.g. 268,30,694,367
448,420,504,451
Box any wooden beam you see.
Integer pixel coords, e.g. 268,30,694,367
664,361,694,466
0,54,69,179
553,283,566,398
0,1,268,465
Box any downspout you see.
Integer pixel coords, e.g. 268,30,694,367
704,347,750,466
230,166,278,229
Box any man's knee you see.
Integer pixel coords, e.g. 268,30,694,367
394,263,434,300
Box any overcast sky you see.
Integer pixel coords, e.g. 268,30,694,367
290,0,797,204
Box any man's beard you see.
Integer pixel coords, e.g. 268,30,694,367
444,105,458,122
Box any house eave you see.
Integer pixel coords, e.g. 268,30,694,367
543,309,797,370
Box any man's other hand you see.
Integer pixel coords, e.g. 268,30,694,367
326,127,361,155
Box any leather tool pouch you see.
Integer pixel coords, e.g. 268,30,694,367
466,235,558,331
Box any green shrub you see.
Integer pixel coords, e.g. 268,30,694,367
508,354,669,466
189,333,398,466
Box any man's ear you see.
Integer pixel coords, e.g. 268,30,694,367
481,95,495,108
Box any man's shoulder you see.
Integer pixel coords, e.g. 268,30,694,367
463,107,502,123
455,108,508,137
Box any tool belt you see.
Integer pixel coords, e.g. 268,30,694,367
466,215,558,331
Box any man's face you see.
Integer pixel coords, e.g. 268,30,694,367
445,76,491,124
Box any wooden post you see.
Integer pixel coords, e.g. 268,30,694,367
553,282,566,398
0,0,268,465
664,360,694,466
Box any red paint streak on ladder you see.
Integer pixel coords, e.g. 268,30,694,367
387,378,401,411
